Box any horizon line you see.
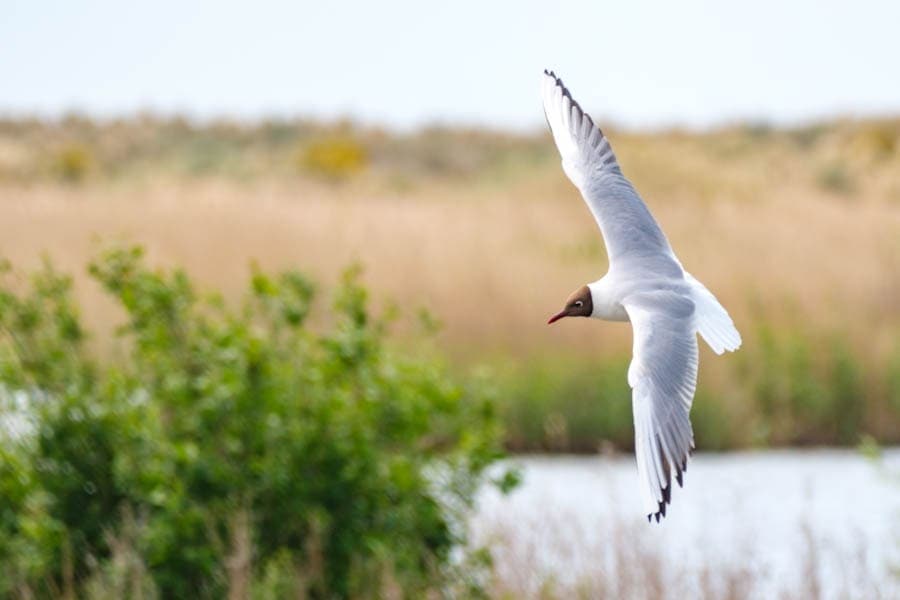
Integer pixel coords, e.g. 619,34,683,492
2,106,899,136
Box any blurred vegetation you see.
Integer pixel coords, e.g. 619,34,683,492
1,114,897,185
0,115,552,184
0,114,899,455
498,358,632,453
299,137,368,181
52,145,93,182
816,163,856,195
490,326,900,453
0,249,509,598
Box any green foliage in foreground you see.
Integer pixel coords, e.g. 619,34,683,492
0,249,507,598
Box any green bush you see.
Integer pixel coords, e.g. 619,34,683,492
0,248,506,598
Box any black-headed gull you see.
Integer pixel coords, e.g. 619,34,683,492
542,70,742,522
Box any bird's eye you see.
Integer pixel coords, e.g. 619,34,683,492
574,300,583,307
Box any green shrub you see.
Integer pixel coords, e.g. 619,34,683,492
0,248,506,598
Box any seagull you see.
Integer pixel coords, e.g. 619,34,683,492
541,70,742,522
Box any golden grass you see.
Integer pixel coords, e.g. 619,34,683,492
1,155,897,358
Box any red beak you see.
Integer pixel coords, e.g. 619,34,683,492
547,309,567,325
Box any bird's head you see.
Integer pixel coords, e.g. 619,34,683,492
548,285,593,324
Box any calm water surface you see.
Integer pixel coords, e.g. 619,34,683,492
473,449,900,598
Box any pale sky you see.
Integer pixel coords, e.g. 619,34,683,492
2,0,900,130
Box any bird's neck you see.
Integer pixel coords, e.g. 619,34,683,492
588,278,629,322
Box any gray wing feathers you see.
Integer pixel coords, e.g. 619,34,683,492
541,69,618,185
541,70,675,266
624,291,698,521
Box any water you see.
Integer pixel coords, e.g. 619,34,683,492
472,449,900,598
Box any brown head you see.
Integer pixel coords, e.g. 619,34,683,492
548,285,593,324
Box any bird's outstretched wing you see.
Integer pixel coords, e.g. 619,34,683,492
541,70,678,273
622,291,698,521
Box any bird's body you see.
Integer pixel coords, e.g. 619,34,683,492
542,71,741,521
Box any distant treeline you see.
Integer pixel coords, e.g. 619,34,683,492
1,114,898,184
0,115,552,182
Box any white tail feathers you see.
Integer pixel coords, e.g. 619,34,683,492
686,273,741,354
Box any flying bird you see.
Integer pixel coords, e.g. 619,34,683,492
541,70,741,522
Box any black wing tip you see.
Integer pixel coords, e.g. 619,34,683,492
647,481,675,523
542,70,574,102
541,69,597,130
647,451,694,522
676,457,688,488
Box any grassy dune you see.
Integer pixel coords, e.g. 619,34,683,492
1,116,899,450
